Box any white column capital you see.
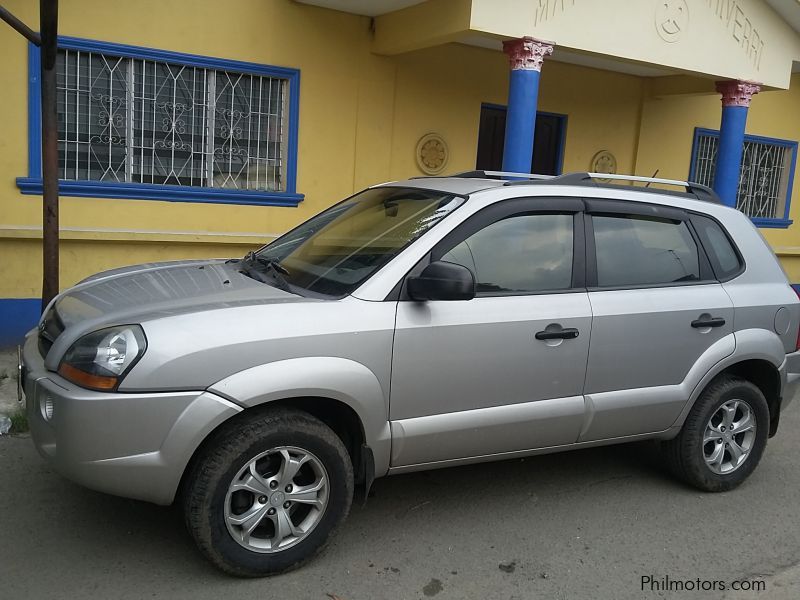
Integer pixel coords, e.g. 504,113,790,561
502,37,554,72
715,80,761,108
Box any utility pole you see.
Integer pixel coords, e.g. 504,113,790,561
39,1,58,310
0,1,59,312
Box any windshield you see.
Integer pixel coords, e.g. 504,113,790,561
252,187,465,297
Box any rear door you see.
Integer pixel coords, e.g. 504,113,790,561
580,199,734,441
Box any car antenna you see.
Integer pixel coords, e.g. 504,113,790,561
645,169,659,187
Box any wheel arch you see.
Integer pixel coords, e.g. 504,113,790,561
678,359,782,437
175,356,392,505
718,359,781,435
669,329,785,436
176,395,376,504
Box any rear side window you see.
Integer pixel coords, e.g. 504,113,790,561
692,215,743,280
592,214,700,287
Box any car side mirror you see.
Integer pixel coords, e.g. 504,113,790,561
407,261,476,301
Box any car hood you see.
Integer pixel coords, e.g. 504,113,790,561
46,259,310,337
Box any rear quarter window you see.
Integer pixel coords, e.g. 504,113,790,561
692,215,743,280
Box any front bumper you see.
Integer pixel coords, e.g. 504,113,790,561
21,334,242,505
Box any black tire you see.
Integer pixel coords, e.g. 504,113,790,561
183,408,354,577
662,376,769,492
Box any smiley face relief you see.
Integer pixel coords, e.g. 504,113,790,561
655,0,689,43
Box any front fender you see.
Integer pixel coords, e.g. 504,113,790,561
209,357,392,476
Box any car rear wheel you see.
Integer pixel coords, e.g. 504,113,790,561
662,376,769,492
183,408,353,576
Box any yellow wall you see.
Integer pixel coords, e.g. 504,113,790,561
1,0,799,302
635,73,800,280
0,0,647,299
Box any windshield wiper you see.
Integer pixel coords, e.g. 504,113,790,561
241,252,292,291
243,252,290,275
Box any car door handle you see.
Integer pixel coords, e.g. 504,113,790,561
535,328,580,340
691,317,726,328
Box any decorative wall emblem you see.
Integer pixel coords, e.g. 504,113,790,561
416,133,449,175
591,151,617,179
655,0,689,43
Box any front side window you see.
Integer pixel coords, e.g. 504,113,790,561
593,215,700,287
255,187,464,297
691,129,797,224
441,213,574,294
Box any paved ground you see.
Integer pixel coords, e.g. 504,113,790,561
1,404,799,600
0,349,20,418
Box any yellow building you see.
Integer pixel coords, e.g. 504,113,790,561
1,0,800,344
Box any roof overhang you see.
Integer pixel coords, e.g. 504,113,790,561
295,0,425,17
296,0,800,88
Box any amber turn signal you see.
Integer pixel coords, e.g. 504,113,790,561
58,363,118,391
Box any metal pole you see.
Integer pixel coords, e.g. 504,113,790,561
40,0,58,311
0,5,40,45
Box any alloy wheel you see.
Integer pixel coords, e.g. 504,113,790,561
702,399,757,475
224,446,329,553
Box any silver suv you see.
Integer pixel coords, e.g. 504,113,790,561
22,171,800,576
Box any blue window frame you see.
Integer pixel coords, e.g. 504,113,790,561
689,127,797,229
17,36,302,207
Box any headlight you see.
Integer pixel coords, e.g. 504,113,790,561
58,325,147,391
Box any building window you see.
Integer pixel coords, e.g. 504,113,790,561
18,37,302,206
690,128,797,228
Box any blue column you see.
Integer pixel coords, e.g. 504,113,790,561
501,37,553,174
712,81,760,208
503,69,541,173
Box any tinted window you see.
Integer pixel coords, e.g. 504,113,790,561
693,215,742,279
593,215,700,287
257,187,464,297
441,213,573,294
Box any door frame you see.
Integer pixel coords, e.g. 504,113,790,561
582,198,717,291
394,196,588,301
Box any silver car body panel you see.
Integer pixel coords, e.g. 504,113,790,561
22,176,800,505
390,396,585,467
580,284,735,440
209,356,393,476
390,293,591,465
121,296,395,393
581,334,736,442
22,334,241,505
387,430,676,476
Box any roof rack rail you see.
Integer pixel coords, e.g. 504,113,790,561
504,171,721,203
437,170,554,181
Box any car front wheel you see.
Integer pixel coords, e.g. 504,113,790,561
183,408,354,576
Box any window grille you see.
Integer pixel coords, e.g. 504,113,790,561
56,49,288,192
691,131,795,220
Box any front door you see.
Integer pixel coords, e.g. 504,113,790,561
579,200,735,442
389,199,591,467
